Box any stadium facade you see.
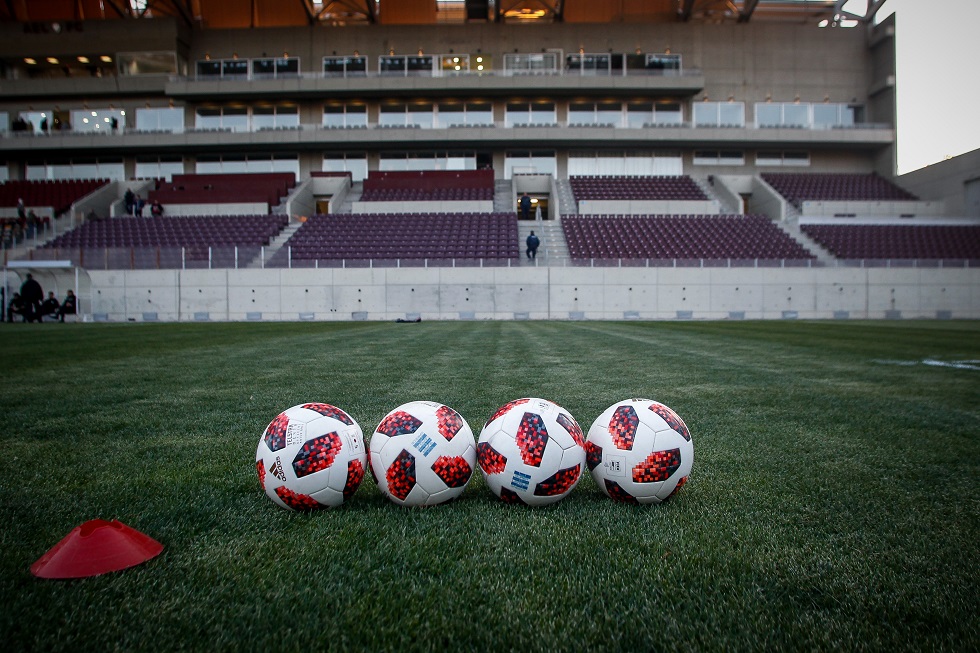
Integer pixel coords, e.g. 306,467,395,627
1,0,977,321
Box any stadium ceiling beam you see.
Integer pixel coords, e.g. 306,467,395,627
3,0,29,21
737,0,760,23
679,0,696,21
101,0,133,19
158,0,196,26
299,0,317,24
834,0,888,22
865,0,889,22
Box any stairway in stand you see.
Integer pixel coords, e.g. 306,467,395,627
249,221,303,268
493,179,515,213
334,181,362,214
516,220,570,266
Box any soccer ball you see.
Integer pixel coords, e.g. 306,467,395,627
477,398,586,506
255,403,367,511
369,401,477,507
586,398,693,504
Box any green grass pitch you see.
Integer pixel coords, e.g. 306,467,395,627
1,320,978,651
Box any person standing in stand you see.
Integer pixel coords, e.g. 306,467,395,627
124,188,136,215
519,192,532,221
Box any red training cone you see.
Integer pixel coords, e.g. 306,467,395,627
31,519,164,579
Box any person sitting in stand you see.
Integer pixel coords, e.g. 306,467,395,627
150,199,164,217
39,291,60,321
56,289,77,322
7,292,26,322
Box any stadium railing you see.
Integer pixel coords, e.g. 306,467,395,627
19,248,980,271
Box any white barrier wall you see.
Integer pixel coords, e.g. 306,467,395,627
577,199,719,215
154,202,269,216
351,200,494,214
0,205,54,219
800,200,944,217
85,266,980,321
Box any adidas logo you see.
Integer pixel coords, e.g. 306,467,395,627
411,432,437,457
511,470,531,491
270,457,287,482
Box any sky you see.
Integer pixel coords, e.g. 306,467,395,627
876,0,980,174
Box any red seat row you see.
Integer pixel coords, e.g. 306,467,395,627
563,214,815,260
763,173,918,208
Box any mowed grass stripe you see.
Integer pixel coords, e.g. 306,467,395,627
0,321,977,652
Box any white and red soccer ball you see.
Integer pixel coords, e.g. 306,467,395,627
586,398,693,504
255,403,367,511
369,401,477,507
477,398,586,506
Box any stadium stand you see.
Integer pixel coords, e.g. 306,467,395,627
1,2,976,319
569,176,709,202
562,214,815,261
762,173,918,208
147,173,296,213
800,223,980,261
360,170,495,202
42,214,287,249
35,214,288,269
0,179,109,216
270,212,518,265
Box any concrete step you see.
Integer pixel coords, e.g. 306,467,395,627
778,217,836,264
494,178,515,213
516,220,569,265
333,181,362,214
554,179,578,216
249,221,302,268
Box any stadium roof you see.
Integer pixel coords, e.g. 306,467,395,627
0,0,887,28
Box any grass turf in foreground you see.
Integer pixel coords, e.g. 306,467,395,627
0,320,978,651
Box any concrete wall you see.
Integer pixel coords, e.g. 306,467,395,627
83,266,980,322
176,20,871,110
351,200,493,214
799,199,944,218
155,202,269,217
748,176,787,221
284,176,352,217
577,199,719,216
898,149,980,217
0,205,53,219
